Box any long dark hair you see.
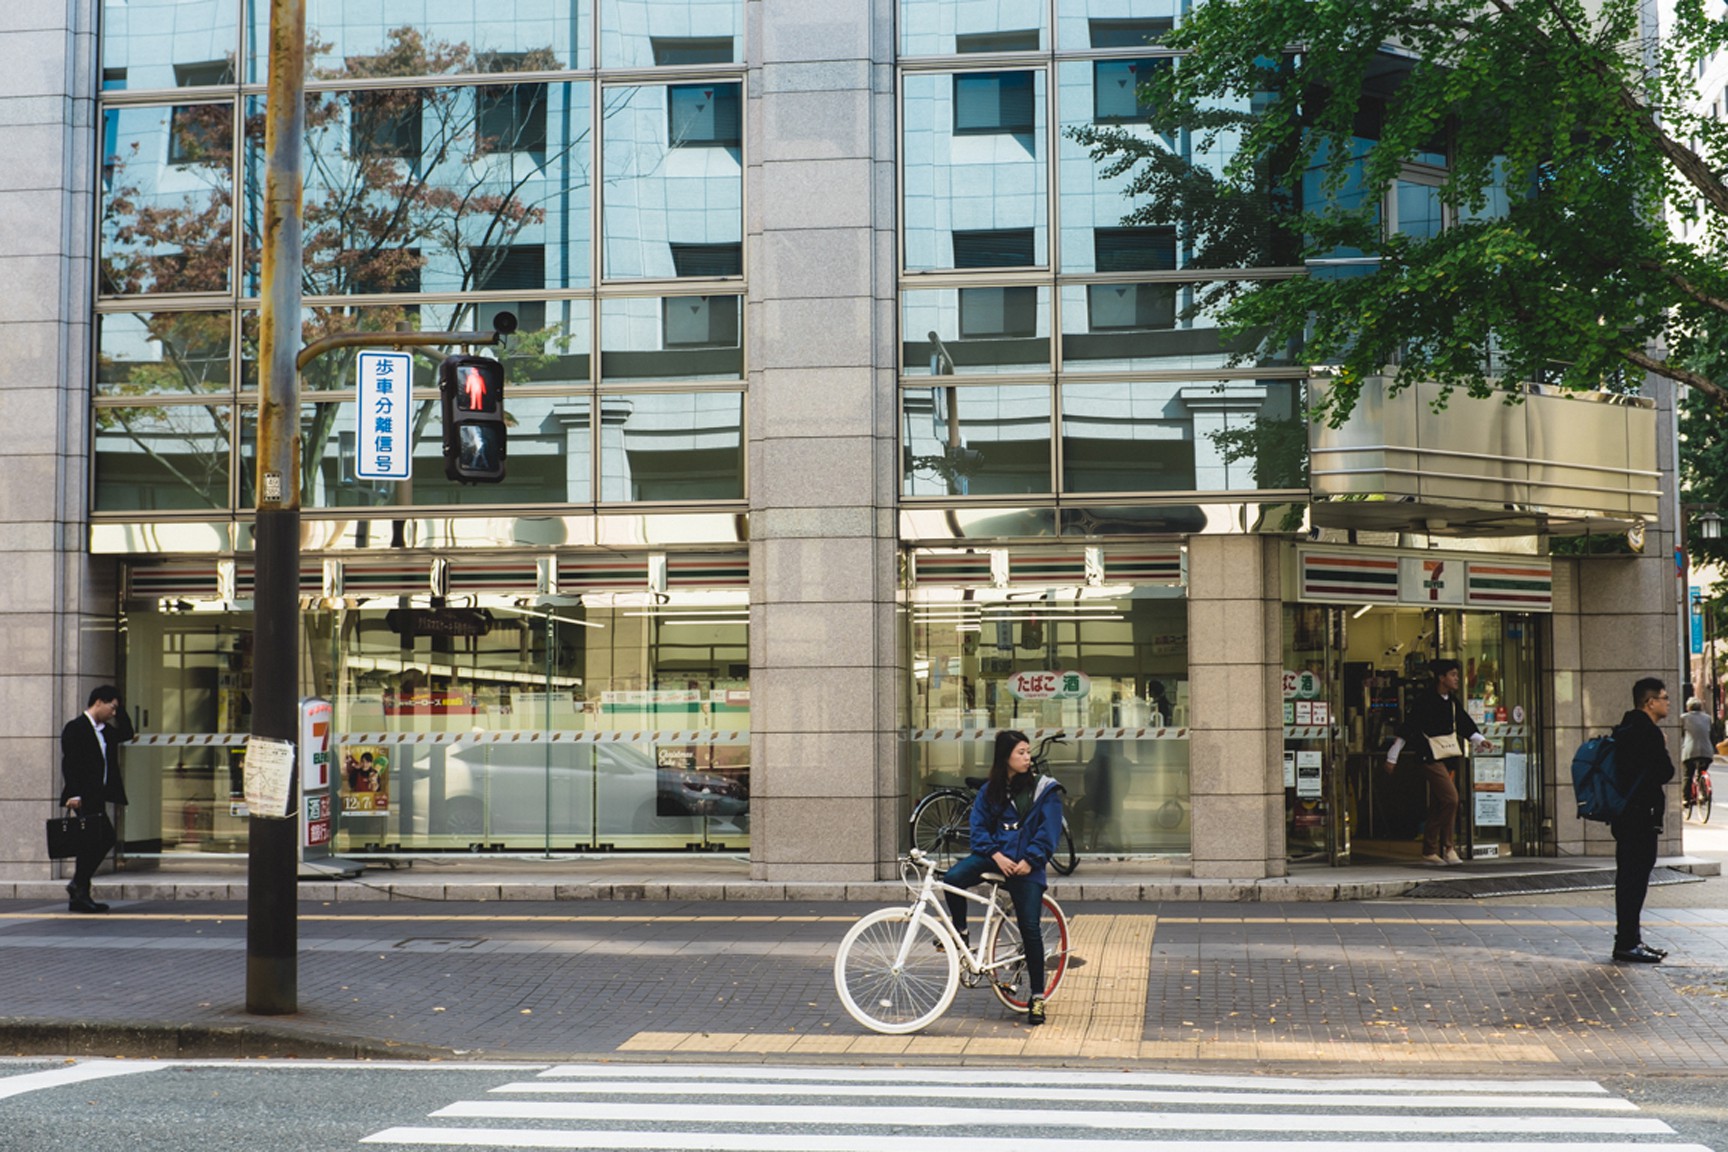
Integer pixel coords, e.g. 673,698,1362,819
984,729,1030,811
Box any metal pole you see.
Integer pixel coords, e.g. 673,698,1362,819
248,0,306,1016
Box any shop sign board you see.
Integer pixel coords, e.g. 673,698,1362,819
1399,556,1466,605
299,697,333,854
1005,670,1091,700
1282,670,1322,699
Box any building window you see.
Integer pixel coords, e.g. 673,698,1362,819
955,30,1040,53
669,242,743,278
173,59,234,88
351,90,423,160
663,295,740,348
668,83,740,148
1086,282,1176,331
952,228,1036,268
959,286,1038,339
1094,227,1176,273
651,36,735,66
478,83,548,153
1093,58,1164,123
954,71,1034,135
471,244,545,331
1086,18,1172,49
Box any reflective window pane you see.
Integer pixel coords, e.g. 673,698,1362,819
1055,0,1178,50
250,1,589,83
904,71,1047,272
902,385,1051,496
900,0,1046,56
601,296,742,382
240,394,594,508
94,402,233,510
902,287,1050,376
1062,378,1304,494
602,84,744,280
598,391,744,502
102,0,239,92
98,311,232,396
244,83,592,296
600,0,742,68
1059,281,1292,372
101,103,234,295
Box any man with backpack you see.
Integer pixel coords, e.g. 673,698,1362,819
1609,677,1677,964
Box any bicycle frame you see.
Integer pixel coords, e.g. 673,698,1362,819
891,853,1025,981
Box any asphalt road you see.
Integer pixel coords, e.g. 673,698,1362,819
0,1059,1720,1152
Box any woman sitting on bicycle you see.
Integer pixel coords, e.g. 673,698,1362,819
942,728,1064,1026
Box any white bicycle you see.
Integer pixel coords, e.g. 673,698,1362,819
833,848,1071,1034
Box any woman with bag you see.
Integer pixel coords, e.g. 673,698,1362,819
1384,659,1493,866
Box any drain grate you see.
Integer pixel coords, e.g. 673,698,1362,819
1405,866,1700,899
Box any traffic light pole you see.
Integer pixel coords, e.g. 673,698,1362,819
249,0,306,1016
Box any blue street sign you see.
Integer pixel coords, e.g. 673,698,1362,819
355,351,413,480
1691,586,1704,656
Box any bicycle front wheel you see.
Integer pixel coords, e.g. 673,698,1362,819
910,791,972,872
834,908,959,1034
1048,819,1079,876
984,892,1071,1012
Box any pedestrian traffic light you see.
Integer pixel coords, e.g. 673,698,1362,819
439,355,506,483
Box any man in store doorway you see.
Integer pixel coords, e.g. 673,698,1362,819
1608,677,1676,964
1384,659,1492,866
59,685,129,913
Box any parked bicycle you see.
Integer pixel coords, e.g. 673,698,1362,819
1684,756,1715,824
833,848,1071,1034
908,733,1079,875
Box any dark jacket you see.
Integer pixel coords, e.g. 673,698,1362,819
1612,708,1674,828
1400,690,1481,766
60,713,127,809
969,774,1064,887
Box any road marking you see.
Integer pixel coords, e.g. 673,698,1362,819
366,1133,1707,1151
488,1080,1634,1111
0,1060,158,1100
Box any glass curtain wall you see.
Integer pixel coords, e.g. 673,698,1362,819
95,0,746,519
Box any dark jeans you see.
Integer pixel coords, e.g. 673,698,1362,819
69,806,116,894
942,853,1046,997
1609,814,1660,952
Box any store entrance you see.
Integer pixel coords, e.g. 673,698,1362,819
1284,604,1545,865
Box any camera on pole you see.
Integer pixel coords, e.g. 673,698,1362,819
439,354,506,483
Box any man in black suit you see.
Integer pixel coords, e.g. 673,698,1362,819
60,685,128,913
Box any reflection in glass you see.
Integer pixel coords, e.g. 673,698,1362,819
1062,379,1304,494
1059,282,1290,372
902,385,1051,496
101,104,233,296
598,392,744,502
243,83,592,297
250,1,589,82
901,287,1050,376
900,0,1045,56
1055,0,1179,50
601,296,742,381
239,395,593,509
601,85,743,280
102,0,239,92
600,0,741,68
98,311,232,396
94,402,233,510
903,71,1047,272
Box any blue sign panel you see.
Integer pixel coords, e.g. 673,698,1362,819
355,351,413,481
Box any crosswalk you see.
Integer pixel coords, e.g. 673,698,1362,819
360,1063,1716,1151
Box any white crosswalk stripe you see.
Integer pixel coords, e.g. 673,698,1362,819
359,1063,1716,1151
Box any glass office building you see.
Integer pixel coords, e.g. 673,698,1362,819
3,0,1678,882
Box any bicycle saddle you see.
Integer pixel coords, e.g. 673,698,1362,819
980,871,1006,883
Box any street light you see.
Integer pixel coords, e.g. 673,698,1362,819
1699,509,1723,541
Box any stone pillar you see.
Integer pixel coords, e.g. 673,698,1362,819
0,2,116,880
745,1,900,881
1186,535,1286,878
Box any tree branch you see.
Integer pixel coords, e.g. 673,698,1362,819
1617,344,1728,407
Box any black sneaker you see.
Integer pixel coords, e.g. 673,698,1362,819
1027,996,1046,1026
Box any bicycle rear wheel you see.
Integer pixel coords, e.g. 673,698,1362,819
1048,819,1079,876
910,791,972,872
834,908,959,1034
984,892,1070,1012
1702,782,1713,824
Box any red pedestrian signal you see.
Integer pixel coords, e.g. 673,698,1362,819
438,355,506,483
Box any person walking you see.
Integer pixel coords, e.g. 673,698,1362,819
1384,658,1493,866
940,729,1064,1025
1680,696,1713,814
59,685,129,914
1609,677,1677,964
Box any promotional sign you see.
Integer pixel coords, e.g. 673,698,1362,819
1474,756,1507,826
340,745,391,814
355,351,413,480
1005,670,1091,700
1295,750,1323,799
298,697,334,853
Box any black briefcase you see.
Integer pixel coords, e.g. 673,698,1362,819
45,812,110,860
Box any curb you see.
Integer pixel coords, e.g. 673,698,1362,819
0,1018,452,1061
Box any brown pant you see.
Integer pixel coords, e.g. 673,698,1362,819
1420,760,1459,856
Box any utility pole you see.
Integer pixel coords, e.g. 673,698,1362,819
248,0,306,1015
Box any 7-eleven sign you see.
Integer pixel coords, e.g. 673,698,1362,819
1399,556,1466,605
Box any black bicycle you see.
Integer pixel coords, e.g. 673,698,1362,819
908,733,1080,875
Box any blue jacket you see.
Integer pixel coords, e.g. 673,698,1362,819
969,774,1064,887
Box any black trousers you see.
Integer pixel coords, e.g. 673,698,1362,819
69,808,116,894
1609,815,1659,952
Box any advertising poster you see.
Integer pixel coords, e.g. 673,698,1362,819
655,745,750,820
340,744,391,814
1473,756,1506,826
1295,750,1323,799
